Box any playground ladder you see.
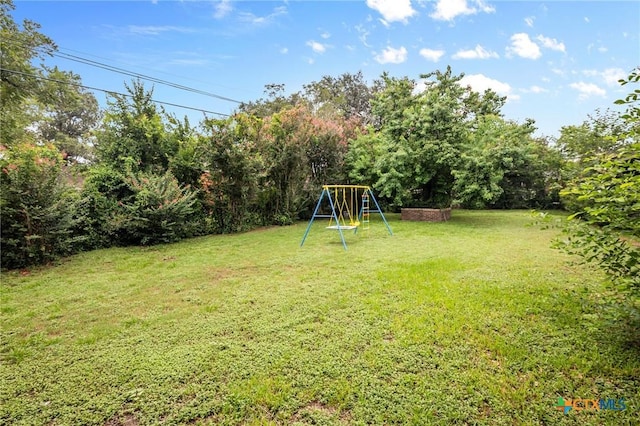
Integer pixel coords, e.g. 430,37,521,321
361,192,370,230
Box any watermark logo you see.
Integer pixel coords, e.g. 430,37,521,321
555,397,572,414
555,397,626,414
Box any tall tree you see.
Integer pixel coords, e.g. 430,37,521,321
557,109,633,162
303,71,377,125
95,80,175,174
0,0,56,146
33,67,101,163
238,83,306,118
198,114,262,232
452,115,558,209
367,67,470,207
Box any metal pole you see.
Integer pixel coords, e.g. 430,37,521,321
369,189,393,235
300,188,326,247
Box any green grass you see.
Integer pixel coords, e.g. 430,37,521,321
1,210,638,425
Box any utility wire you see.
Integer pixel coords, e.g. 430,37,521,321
53,51,243,104
59,46,246,95
2,37,243,104
0,67,230,117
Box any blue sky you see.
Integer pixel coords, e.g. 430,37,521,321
12,0,640,137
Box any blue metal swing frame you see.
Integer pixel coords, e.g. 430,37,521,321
300,185,393,250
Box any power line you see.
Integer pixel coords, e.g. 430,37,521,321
58,46,247,95
2,37,244,104
0,67,231,117
53,51,243,104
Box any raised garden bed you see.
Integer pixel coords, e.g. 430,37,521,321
401,207,452,222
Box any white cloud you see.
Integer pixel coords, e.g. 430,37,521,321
419,48,445,62
459,74,518,100
525,85,547,94
524,16,535,27
127,25,195,36
452,44,498,59
214,0,233,19
475,0,495,13
602,68,625,86
374,46,408,64
570,81,606,100
307,40,327,54
536,35,565,52
601,68,626,86
583,68,626,86
584,17,590,23
320,31,331,39
366,0,416,24
168,58,210,66
238,5,287,26
355,25,371,48
507,33,541,59
430,0,495,21
280,47,288,54
598,46,608,53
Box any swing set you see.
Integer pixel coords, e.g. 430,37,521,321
300,185,392,250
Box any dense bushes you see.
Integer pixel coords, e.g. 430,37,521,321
3,31,631,271
113,172,200,245
556,144,640,320
555,69,640,322
0,144,77,269
0,79,571,269
0,147,201,269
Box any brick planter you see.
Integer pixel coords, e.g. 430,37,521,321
401,207,452,222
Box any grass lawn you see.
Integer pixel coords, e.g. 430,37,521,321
1,210,638,425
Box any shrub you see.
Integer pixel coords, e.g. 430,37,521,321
113,172,200,245
558,144,640,300
70,166,130,250
0,143,77,269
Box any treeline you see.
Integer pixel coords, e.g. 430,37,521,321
1,1,638,272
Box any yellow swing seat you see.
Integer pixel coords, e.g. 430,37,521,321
326,224,359,230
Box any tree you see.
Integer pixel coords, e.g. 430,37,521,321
198,114,263,232
167,115,202,188
462,87,506,123
303,71,377,125
557,109,634,162
32,67,101,163
0,0,56,146
0,143,77,268
258,106,315,223
238,83,306,118
95,80,176,174
453,116,560,209
555,68,640,324
357,73,417,207
366,67,471,208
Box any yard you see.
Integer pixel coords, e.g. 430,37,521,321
1,211,638,425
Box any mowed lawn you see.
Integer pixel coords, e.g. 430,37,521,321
1,211,638,425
